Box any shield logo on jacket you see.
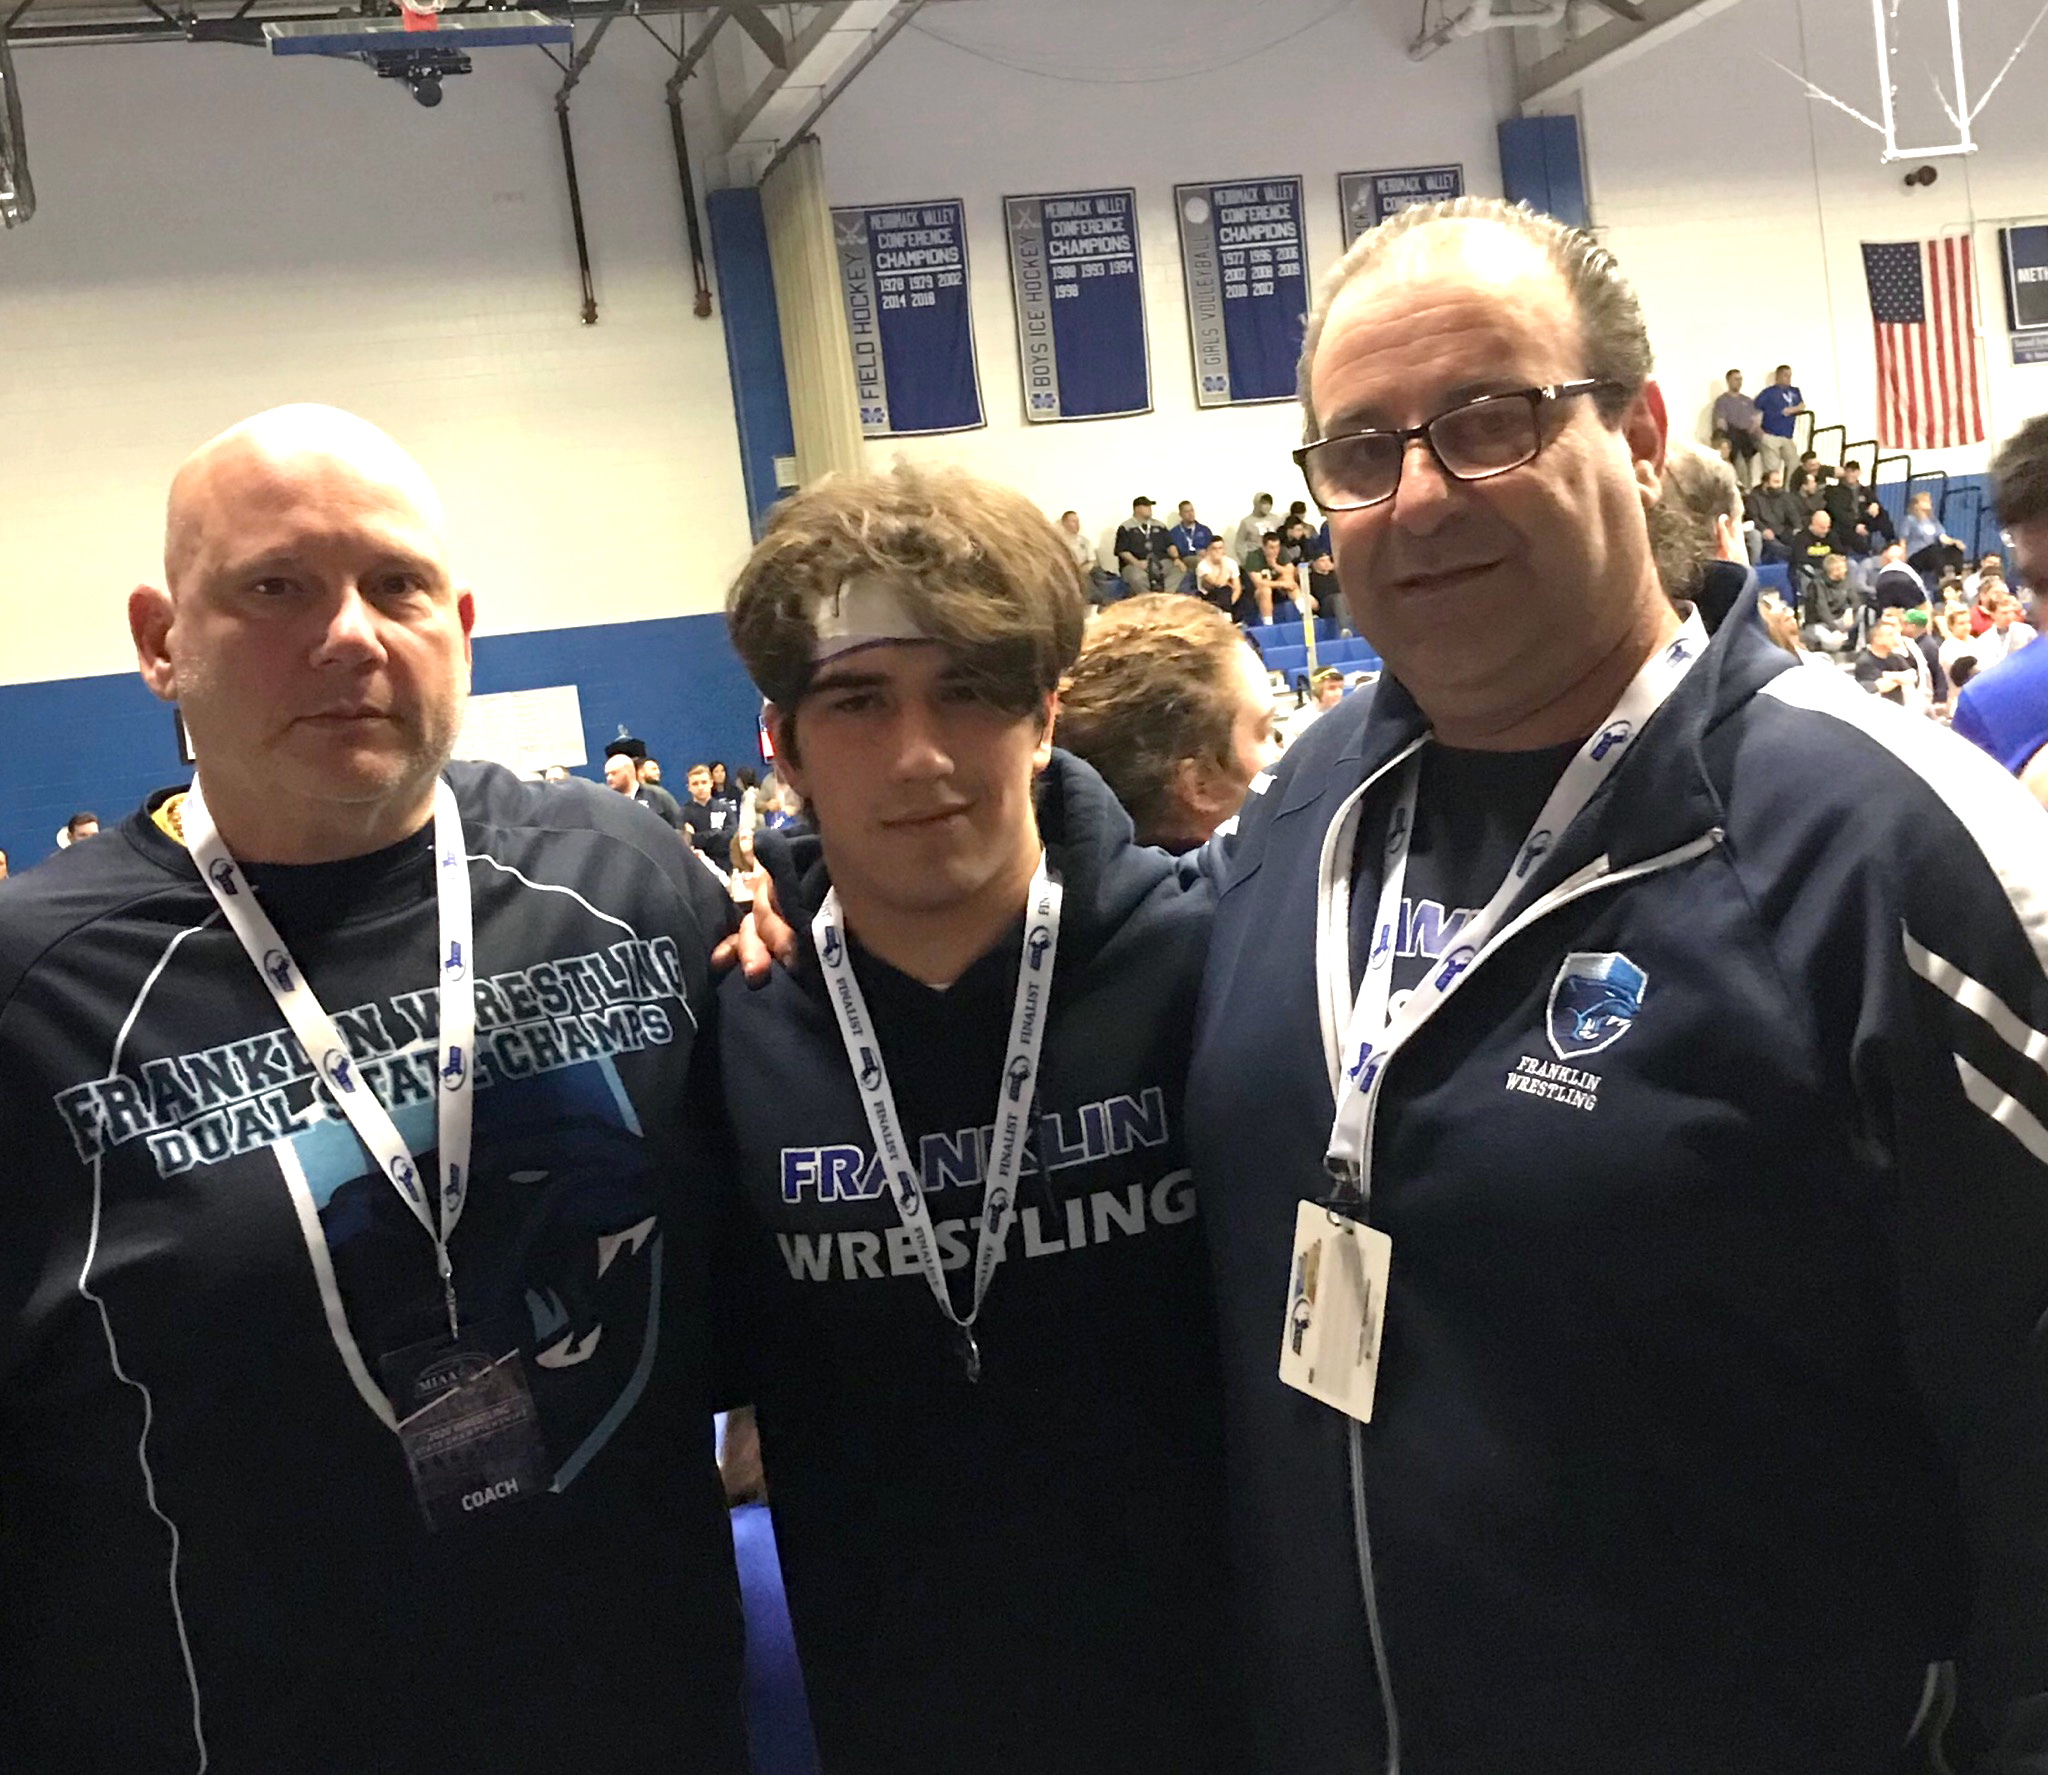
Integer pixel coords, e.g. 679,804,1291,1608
1546,952,1648,1060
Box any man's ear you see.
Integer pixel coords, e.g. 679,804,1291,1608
1032,693,1058,773
1628,378,1670,506
765,704,805,794
1171,753,1228,830
457,587,476,667
130,585,179,705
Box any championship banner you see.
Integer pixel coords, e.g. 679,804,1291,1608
1003,187,1150,423
1174,175,1308,407
2002,224,2048,366
833,198,984,436
1340,164,1464,247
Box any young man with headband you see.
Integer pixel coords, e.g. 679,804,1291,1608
719,465,1237,1775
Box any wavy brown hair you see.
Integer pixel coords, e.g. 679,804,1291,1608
1054,594,1254,842
727,464,1087,758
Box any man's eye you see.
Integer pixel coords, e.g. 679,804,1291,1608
250,577,296,598
828,693,879,714
377,572,430,598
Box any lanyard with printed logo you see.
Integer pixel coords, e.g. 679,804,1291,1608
1321,609,1708,1192
811,857,1062,1382
184,777,477,1337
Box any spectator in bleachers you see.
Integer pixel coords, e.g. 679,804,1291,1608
1901,607,1949,709
1650,440,1748,624
1791,465,1826,521
1901,490,1967,591
1744,465,1801,563
1753,363,1808,480
1279,667,1347,747
0,847,8,881
1969,575,2008,635
1791,506,1839,596
676,761,734,855
1962,552,2004,604
1710,369,1764,486
603,740,686,831
1168,499,1215,569
1853,616,1918,706
1115,495,1180,596
1277,508,1321,565
1056,509,1106,599
1054,592,1280,851
1822,460,1892,564
1952,413,2048,799
1231,492,1277,561
1305,544,1341,622
1800,550,1857,654
1192,535,1246,619
57,813,100,847
1937,604,1980,686
1972,591,2037,670
1247,532,1314,625
1872,541,1927,611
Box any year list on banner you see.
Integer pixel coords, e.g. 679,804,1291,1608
834,198,985,437
1175,175,1308,408
1004,187,1150,423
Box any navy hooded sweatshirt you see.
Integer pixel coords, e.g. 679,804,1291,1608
1190,588,2048,1774
717,749,1238,1775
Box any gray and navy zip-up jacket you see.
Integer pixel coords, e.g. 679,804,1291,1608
1190,587,2048,1774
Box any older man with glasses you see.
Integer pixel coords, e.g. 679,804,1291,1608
1189,198,2048,1775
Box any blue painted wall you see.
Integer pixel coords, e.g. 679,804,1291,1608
707,187,798,539
1498,116,1588,231
0,612,762,872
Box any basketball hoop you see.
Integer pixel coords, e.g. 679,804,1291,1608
1767,0,2048,163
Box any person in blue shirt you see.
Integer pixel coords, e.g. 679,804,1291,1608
1953,412,2048,800
1753,363,1809,482
1167,499,1215,574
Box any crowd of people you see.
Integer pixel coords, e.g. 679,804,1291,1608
2,194,2048,1775
1062,491,1335,628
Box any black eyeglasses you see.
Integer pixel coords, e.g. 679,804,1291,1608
1292,379,1625,513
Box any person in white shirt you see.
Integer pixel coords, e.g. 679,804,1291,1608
1936,604,1980,685
1193,537,1245,620
1973,593,2038,670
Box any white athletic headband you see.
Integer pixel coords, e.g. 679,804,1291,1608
811,573,933,665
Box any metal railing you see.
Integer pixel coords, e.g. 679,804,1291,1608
1809,422,1847,470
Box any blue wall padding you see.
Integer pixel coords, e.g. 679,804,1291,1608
0,611,763,869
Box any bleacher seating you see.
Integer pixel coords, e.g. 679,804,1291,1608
1246,621,1382,690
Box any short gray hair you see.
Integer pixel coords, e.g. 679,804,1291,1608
1297,197,1653,442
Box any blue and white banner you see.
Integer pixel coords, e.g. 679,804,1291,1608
833,198,984,436
2002,224,2048,366
1339,164,1464,247
1174,175,1308,408
1003,188,1150,423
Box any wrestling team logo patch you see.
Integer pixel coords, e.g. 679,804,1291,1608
1546,952,1648,1060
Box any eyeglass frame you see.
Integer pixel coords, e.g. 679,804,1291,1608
1291,378,1629,513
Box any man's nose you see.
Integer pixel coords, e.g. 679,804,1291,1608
889,700,953,779
312,585,387,666
1388,435,1459,535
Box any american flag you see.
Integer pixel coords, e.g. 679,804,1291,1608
1861,239,1986,451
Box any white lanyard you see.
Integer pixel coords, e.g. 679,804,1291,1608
1323,610,1708,1187
185,777,478,1337
812,857,1062,1380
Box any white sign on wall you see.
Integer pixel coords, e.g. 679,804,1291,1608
452,684,586,778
